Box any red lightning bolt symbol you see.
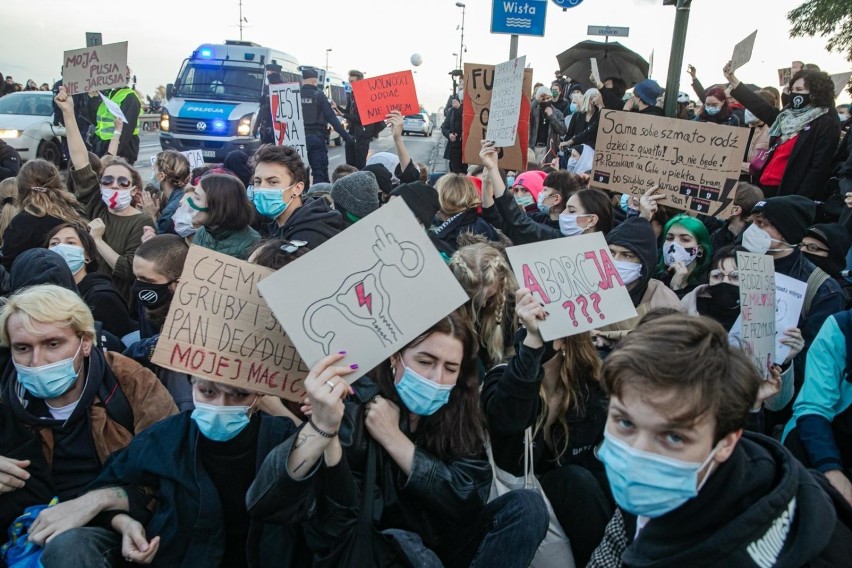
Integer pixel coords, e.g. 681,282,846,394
108,191,118,209
355,282,372,314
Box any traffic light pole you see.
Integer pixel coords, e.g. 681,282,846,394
663,0,692,118
509,34,518,60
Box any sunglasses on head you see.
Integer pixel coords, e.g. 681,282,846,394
99,175,134,189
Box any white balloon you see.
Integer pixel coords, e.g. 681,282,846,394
410,53,423,67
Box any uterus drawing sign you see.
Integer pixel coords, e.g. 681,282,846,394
302,226,425,355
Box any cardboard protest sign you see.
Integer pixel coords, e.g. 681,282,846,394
505,233,637,341
730,30,757,72
831,71,852,97
591,109,742,217
777,67,792,87
151,246,309,401
463,62,533,171
258,198,469,383
590,58,601,85
736,251,776,379
486,56,526,147
350,71,419,126
730,273,805,364
149,149,205,170
269,82,308,162
62,41,128,95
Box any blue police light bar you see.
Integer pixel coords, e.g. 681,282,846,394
200,48,212,58
213,120,227,132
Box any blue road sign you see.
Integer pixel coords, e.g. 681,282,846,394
491,0,548,37
552,0,584,8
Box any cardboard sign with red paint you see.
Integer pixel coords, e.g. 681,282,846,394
350,70,420,126
62,41,128,95
462,62,532,171
505,232,637,341
151,246,309,401
269,82,308,162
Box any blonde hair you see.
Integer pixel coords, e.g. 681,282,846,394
534,332,601,464
15,159,86,226
436,174,480,216
449,243,518,367
0,284,96,346
0,178,20,247
581,88,601,113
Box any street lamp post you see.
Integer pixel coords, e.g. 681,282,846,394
325,48,332,77
456,2,466,71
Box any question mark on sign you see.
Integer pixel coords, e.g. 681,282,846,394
590,292,604,319
562,300,578,327
576,295,592,323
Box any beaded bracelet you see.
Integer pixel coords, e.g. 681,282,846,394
308,418,337,438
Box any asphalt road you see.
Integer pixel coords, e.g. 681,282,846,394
134,129,442,181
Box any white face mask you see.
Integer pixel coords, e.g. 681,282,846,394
744,109,760,125
663,241,699,267
559,213,591,237
172,203,198,238
100,188,133,212
742,224,791,255
614,260,642,285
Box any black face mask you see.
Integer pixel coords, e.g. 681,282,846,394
132,280,175,309
790,93,810,110
539,100,551,110
803,251,842,278
707,282,740,310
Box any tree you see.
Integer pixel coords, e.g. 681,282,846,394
787,0,852,62
154,85,166,100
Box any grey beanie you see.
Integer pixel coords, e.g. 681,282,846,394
331,171,380,219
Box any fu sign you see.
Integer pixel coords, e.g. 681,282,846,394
505,233,637,341
269,82,307,162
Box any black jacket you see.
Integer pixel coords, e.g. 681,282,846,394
90,412,303,568
482,343,608,478
441,106,464,159
265,197,344,249
565,108,601,148
732,83,840,200
0,139,20,181
78,272,139,340
589,433,852,567
300,83,350,141
428,208,501,256
485,192,561,245
247,377,492,565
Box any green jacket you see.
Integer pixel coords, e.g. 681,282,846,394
192,225,260,260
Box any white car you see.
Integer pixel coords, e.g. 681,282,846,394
402,113,433,137
0,92,66,166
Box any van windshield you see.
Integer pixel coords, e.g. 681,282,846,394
174,61,264,102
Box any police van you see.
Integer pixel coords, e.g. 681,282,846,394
159,41,300,162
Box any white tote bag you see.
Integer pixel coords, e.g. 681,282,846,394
486,428,576,568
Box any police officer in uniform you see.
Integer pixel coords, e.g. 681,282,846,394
88,68,142,163
255,63,283,145
336,69,383,170
300,67,353,183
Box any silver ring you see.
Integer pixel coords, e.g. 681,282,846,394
326,380,335,391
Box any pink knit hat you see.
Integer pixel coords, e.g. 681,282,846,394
512,170,547,201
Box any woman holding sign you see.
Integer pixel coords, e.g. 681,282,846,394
724,63,840,200
247,313,549,567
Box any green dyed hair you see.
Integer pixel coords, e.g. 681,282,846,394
657,213,713,284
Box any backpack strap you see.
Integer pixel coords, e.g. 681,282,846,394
803,268,831,318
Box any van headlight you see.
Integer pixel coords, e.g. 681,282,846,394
160,111,170,132
237,114,253,137
0,129,21,139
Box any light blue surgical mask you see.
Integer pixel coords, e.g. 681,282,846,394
50,243,86,275
537,191,552,215
597,431,717,518
514,194,535,208
191,399,256,442
251,183,296,219
149,172,161,191
569,102,578,113
620,194,631,212
558,213,591,237
395,366,453,416
505,175,516,187
704,106,721,116
14,339,83,400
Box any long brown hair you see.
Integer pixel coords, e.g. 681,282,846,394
535,332,602,464
450,242,518,367
374,310,486,460
0,178,19,247
16,159,86,225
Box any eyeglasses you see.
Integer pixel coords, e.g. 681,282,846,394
709,270,740,285
280,240,308,254
800,242,830,255
187,196,208,212
99,175,134,189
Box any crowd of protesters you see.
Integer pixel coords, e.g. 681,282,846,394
0,50,850,568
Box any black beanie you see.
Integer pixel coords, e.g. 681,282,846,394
804,223,851,277
363,164,394,195
390,182,441,227
751,195,815,245
223,150,253,188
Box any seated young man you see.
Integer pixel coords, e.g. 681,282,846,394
0,284,177,566
124,234,193,411
589,314,852,566
72,377,302,566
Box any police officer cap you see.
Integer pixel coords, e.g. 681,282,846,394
301,67,319,79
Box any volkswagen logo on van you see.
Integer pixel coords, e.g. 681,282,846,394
196,121,207,132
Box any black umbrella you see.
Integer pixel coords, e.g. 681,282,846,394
556,40,649,88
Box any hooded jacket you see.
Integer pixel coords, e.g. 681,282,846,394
266,197,344,249
429,209,501,256
9,248,77,292
77,271,139,340
588,433,852,567
0,139,20,181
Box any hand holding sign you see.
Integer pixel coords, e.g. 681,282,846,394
515,288,547,340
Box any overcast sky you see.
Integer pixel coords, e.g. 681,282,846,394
2,0,850,110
